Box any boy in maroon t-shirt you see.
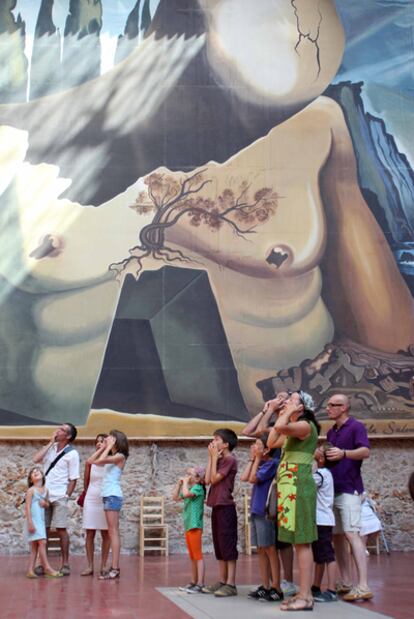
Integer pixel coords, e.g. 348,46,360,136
202,428,238,597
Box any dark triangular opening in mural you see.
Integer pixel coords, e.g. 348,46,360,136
93,267,249,422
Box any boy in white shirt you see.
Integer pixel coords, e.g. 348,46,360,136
311,444,338,602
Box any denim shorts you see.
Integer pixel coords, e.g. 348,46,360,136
251,513,276,548
102,495,123,511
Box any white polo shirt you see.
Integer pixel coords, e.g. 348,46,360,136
313,467,335,526
43,444,80,502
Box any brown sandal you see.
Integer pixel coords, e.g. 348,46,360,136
281,595,314,612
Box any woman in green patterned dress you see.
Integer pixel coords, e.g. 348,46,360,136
267,391,320,611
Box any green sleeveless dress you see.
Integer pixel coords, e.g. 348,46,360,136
276,421,318,544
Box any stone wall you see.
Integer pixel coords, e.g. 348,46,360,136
1,438,413,555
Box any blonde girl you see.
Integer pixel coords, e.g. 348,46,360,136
25,467,62,578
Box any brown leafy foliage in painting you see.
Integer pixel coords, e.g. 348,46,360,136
110,170,279,277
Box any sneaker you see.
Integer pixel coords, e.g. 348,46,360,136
201,581,225,594
262,587,284,602
214,584,238,597
60,565,70,576
281,580,298,596
247,585,268,600
179,583,196,592
314,590,338,602
187,585,203,594
311,585,322,596
33,566,45,576
336,580,353,594
343,586,373,602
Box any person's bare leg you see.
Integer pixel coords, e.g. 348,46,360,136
345,531,368,589
191,559,198,584
226,560,237,586
34,528,48,570
27,542,38,575
196,558,205,585
83,529,95,573
279,545,294,582
100,530,110,573
106,511,120,569
56,528,69,567
257,547,270,588
333,534,352,585
218,560,228,584
38,540,60,575
326,561,338,591
313,563,324,589
281,544,313,611
265,546,281,590
296,544,313,599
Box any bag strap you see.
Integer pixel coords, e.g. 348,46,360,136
45,444,74,477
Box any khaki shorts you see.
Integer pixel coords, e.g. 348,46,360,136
45,497,68,529
333,493,362,534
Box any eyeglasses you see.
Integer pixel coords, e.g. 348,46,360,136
327,403,343,408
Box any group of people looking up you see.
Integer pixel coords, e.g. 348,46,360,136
23,390,374,612
240,390,373,610
25,426,128,580
173,390,373,611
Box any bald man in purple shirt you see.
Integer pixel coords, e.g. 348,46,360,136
324,394,373,602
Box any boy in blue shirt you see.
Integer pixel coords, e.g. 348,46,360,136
241,434,283,602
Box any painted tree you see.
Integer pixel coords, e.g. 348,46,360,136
110,169,280,278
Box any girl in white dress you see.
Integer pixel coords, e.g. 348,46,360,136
81,434,110,576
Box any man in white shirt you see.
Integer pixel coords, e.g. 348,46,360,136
33,423,80,575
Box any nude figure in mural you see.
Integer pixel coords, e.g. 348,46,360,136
0,0,413,424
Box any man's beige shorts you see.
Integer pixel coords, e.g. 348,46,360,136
45,497,68,529
333,492,362,534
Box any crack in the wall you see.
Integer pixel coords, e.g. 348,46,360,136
291,0,322,79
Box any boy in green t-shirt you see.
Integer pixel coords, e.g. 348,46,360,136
172,466,206,593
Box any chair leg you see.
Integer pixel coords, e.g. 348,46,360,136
139,527,144,558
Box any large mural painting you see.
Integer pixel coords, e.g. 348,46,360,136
1,0,414,437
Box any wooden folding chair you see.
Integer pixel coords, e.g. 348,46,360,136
46,529,61,555
139,496,169,557
366,532,381,555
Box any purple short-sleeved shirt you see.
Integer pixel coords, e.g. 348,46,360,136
250,457,279,517
207,454,238,507
326,416,370,495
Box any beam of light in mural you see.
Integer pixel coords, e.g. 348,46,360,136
0,31,205,208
